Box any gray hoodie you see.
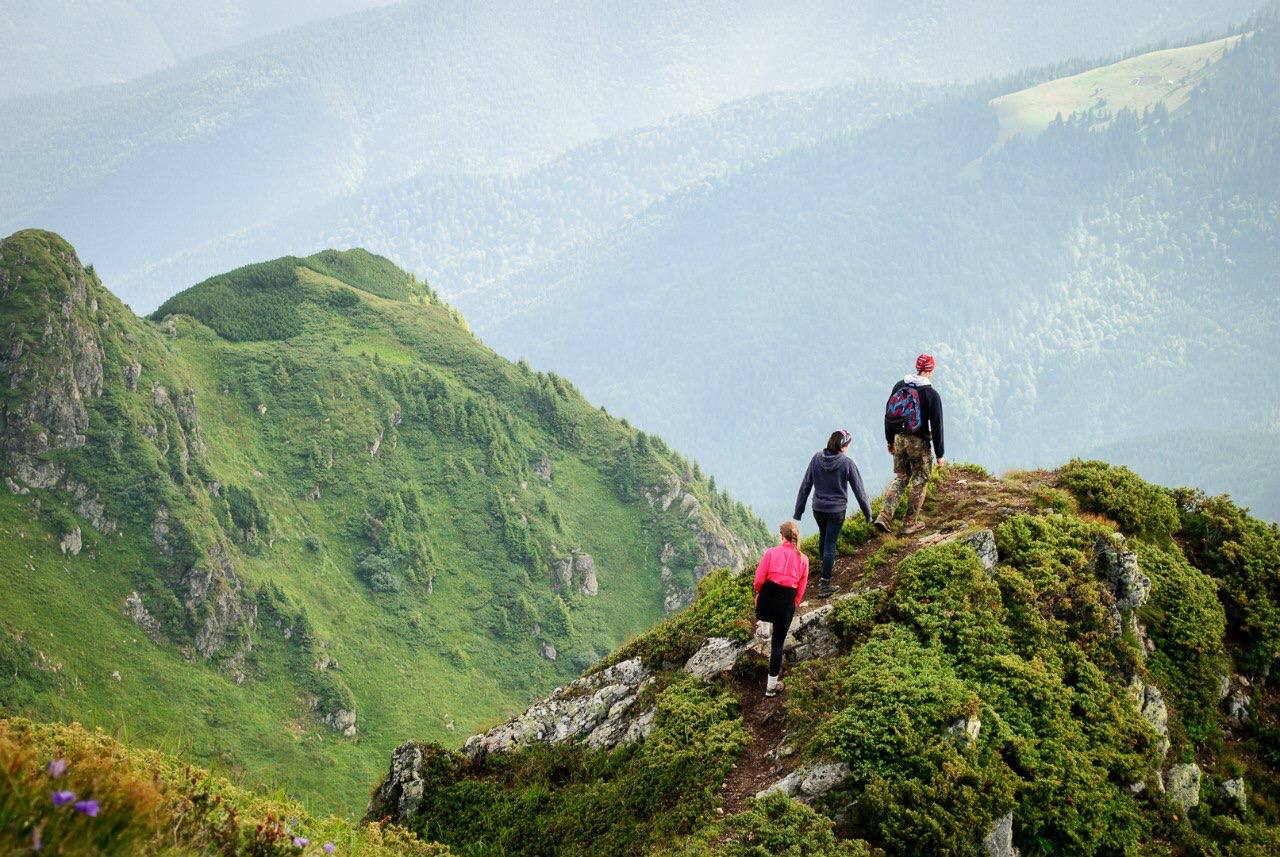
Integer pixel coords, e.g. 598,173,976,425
794,450,872,522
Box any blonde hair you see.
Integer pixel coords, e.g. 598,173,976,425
779,521,800,543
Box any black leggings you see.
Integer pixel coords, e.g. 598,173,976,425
814,509,844,583
757,581,797,677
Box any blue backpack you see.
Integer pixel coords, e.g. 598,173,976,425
885,384,923,435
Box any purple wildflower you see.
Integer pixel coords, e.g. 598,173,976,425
73,799,100,817
324,844,336,854
292,836,309,848
46,758,68,778
51,791,76,807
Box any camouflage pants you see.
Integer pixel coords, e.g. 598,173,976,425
877,434,934,525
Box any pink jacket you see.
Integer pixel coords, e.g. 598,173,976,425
753,541,809,607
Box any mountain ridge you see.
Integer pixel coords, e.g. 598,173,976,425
0,229,770,813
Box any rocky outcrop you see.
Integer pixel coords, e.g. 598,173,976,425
550,550,599,597
186,543,257,660
123,591,164,641
322,706,358,738
5,452,116,534
463,657,652,759
370,742,430,821
756,762,851,803
540,641,558,661
1166,763,1201,813
59,526,82,556
1222,674,1251,729
1096,536,1150,611
947,714,982,746
983,813,1021,857
640,472,764,608
1128,675,1170,757
0,234,104,455
533,453,552,481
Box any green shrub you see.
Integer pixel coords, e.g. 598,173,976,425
152,258,306,342
1058,460,1179,540
405,677,745,857
660,792,865,857
1137,542,1227,749
837,516,876,554
828,589,886,645
600,569,754,670
1175,490,1280,675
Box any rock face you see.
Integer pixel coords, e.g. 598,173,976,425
187,543,257,660
640,472,764,610
370,741,429,821
123,591,164,641
0,234,104,456
964,529,999,570
322,706,358,738
983,812,1021,857
756,762,851,803
783,604,841,661
1222,674,1251,729
463,657,653,759
1166,763,1202,813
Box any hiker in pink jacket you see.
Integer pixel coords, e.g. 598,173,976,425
753,521,809,697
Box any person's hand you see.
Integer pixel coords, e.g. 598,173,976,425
937,457,947,468
886,444,894,455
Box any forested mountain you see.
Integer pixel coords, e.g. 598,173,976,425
0,0,1258,311
0,1,397,98
0,230,769,813
476,16,1280,524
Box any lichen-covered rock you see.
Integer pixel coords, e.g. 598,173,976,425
463,657,652,759
684,636,748,678
1166,763,1201,813
1095,536,1150,610
1128,675,1170,757
1223,674,1251,728
322,707,358,738
964,529,999,570
756,762,851,803
983,812,1021,857
540,641,558,661
947,714,982,746
784,603,840,661
1219,778,1247,812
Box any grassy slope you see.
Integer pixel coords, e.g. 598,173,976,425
990,34,1243,144
0,230,770,816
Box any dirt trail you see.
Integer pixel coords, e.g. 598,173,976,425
717,468,1048,811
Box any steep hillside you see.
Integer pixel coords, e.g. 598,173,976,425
0,0,1260,310
0,229,769,814
478,17,1280,525
369,461,1280,856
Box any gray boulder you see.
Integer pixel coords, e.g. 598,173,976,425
756,762,851,803
947,714,982,746
685,636,748,679
59,526,82,556
784,604,841,661
964,529,999,570
983,812,1021,857
1166,763,1202,813
371,742,428,820
1128,676,1170,757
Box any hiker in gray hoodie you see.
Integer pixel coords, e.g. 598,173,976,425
794,429,872,597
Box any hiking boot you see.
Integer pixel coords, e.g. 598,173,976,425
873,519,891,534
900,519,925,536
818,582,841,598
765,680,785,698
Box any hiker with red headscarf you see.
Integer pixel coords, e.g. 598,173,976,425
875,354,946,535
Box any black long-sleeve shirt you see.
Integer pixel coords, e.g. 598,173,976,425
885,379,945,459
794,450,873,522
